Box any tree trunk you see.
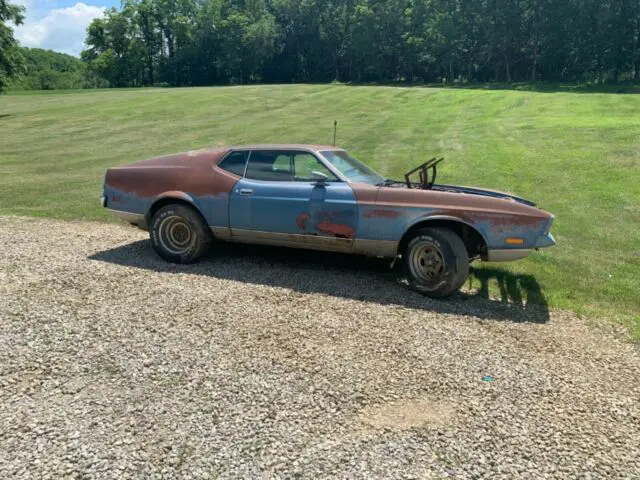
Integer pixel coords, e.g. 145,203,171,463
531,4,540,83
504,51,511,83
139,11,154,85
146,53,154,85
634,6,640,81
165,30,174,59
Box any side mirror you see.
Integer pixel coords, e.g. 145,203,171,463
311,171,329,183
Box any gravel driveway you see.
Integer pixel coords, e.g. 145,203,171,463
0,216,638,479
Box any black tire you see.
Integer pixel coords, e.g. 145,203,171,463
402,227,469,298
149,204,212,264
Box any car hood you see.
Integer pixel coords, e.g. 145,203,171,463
432,184,537,207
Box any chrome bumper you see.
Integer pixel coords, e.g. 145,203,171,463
535,233,556,249
486,249,532,262
486,233,556,262
105,208,146,226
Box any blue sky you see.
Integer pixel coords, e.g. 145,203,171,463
13,0,119,56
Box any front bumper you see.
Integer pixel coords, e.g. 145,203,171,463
486,232,556,263
535,232,556,249
486,249,532,262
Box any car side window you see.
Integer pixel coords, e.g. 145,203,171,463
218,151,249,176
293,153,339,181
272,153,293,175
245,151,294,181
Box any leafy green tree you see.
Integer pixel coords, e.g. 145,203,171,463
70,0,640,87
216,0,277,83
9,47,89,90
4,0,639,90
83,8,147,87
0,0,25,92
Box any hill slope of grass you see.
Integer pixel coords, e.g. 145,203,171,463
1,85,638,336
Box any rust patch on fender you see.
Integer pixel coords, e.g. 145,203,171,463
351,182,380,203
363,209,402,219
297,212,355,238
209,165,242,197
431,209,547,228
374,188,553,223
317,222,355,239
429,209,477,225
483,214,546,227
296,212,310,230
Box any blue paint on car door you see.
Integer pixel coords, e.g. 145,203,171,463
306,183,358,238
229,179,358,240
229,179,312,233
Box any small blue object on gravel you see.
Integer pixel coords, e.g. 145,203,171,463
482,375,494,382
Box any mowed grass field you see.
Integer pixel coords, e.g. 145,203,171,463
1,85,639,336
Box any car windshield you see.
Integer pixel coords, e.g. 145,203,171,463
320,150,386,185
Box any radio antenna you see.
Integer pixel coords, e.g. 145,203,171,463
333,120,337,146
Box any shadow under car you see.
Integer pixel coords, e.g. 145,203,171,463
89,240,550,324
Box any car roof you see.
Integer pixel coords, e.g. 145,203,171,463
228,144,341,152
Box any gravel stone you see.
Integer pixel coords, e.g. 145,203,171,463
0,216,638,479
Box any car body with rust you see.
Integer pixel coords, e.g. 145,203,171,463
102,145,556,297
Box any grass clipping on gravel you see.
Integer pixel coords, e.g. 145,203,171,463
0,85,638,339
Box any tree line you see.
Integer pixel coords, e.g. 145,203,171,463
8,48,90,90
3,0,640,92
81,0,640,87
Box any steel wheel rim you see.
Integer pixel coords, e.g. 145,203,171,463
158,215,193,255
409,240,446,286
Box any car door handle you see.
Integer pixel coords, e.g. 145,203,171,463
239,188,253,196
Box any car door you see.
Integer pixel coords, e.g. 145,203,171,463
229,150,358,251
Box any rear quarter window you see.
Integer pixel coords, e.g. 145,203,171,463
218,151,249,176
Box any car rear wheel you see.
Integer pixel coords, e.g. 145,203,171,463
150,204,212,264
402,227,469,298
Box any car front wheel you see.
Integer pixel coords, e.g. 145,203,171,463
402,227,469,298
149,204,212,263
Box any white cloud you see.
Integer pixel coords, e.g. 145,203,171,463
13,2,106,56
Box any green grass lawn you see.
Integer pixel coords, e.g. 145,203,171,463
1,85,639,337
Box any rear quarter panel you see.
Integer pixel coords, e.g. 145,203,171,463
104,150,239,228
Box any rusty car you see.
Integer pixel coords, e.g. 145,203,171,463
101,145,556,297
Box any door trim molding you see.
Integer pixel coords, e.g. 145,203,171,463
352,239,398,257
210,226,232,240
214,227,398,257
230,228,353,252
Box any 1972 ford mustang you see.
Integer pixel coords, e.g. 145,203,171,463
102,144,556,297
